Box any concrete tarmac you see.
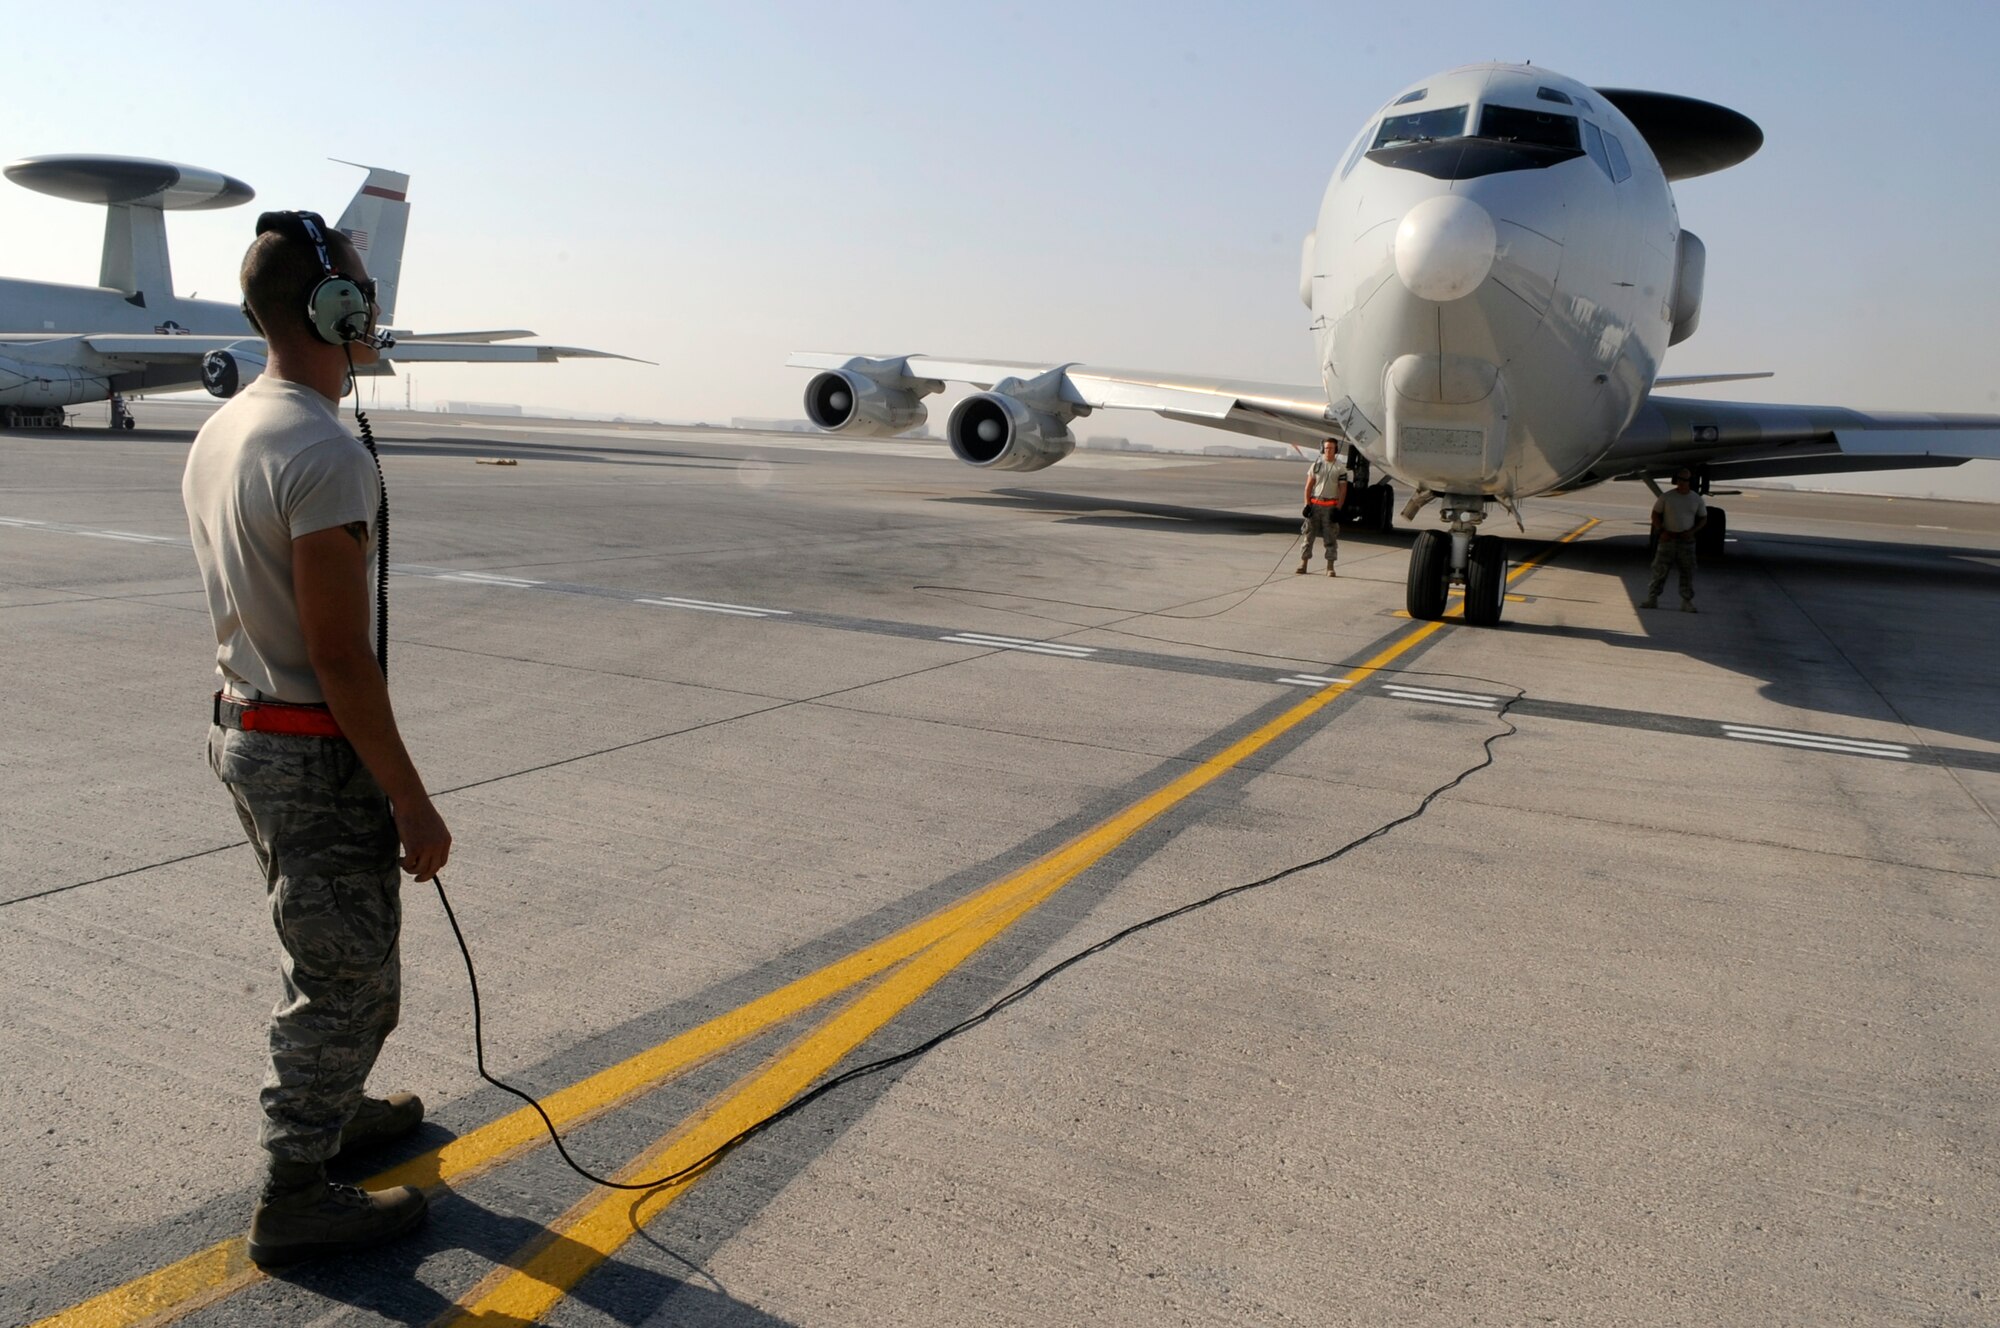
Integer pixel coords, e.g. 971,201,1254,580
3,402,1997,1326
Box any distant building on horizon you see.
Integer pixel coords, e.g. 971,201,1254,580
437,401,523,417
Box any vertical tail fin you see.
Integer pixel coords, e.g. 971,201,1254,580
331,162,410,323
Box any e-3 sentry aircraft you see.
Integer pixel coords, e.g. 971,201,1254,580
0,153,627,428
790,62,2000,625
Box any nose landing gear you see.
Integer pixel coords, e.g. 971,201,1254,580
1406,496,1506,626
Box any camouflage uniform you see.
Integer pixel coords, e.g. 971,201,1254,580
1646,534,1697,605
1301,505,1341,568
208,725,401,1165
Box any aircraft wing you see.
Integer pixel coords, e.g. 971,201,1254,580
68,334,638,366
788,352,1335,445
1585,393,2000,484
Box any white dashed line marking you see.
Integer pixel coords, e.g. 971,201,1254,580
941,632,1097,659
1382,685,1499,708
1720,724,1911,759
429,571,544,588
638,596,791,618
1276,674,1352,688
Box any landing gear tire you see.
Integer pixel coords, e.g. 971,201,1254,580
120,416,136,431
1696,507,1727,558
1368,482,1395,533
1406,529,1451,620
1464,534,1506,626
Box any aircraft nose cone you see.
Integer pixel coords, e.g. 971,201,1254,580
1394,194,1497,302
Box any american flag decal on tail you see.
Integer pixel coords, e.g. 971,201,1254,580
342,227,370,251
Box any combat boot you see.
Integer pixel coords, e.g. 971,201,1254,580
337,1092,425,1156
247,1159,428,1267
1639,597,1659,609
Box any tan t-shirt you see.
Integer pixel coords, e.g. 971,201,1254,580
182,376,379,703
1307,456,1349,504
1652,488,1707,535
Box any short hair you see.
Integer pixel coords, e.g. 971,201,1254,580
239,227,359,342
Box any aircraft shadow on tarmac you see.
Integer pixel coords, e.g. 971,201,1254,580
947,487,1415,539
1506,528,2000,747
381,436,784,472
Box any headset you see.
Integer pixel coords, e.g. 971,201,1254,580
243,210,395,351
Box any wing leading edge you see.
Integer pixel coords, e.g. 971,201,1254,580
786,352,1335,446
1580,393,2000,485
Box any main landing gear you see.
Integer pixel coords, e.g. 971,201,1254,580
109,394,137,431
1405,495,1506,626
1338,447,1396,534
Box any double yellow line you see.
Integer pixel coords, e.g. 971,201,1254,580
36,519,1595,1328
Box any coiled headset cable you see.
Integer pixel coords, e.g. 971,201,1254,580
345,345,390,675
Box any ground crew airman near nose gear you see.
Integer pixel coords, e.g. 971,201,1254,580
1642,469,1708,612
185,214,447,1266
1298,439,1350,576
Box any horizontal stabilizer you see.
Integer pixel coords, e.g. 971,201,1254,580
384,340,645,364
1653,372,1774,388
388,329,536,343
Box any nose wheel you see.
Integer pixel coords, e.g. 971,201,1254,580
1405,499,1506,626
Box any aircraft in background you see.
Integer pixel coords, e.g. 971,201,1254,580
0,154,628,429
790,63,2000,625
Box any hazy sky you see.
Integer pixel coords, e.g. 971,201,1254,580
8,1,1997,492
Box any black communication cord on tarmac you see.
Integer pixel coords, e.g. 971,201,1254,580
424,684,1526,1194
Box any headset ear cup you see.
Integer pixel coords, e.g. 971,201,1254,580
307,276,370,345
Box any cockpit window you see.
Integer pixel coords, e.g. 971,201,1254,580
1581,120,1614,179
1535,87,1572,105
1602,130,1632,182
1477,104,1581,151
1392,88,1427,105
1371,105,1467,149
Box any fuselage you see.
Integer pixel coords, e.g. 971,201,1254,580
1308,63,1679,499
0,279,256,406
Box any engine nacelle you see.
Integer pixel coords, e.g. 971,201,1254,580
947,392,1076,472
0,354,110,407
803,369,928,437
201,344,268,398
1669,230,1705,346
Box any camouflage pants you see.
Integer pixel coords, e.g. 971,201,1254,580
1300,506,1340,566
1647,535,1697,602
208,726,402,1165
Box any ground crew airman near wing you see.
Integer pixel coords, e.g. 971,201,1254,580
182,211,450,1266
1642,468,1708,612
1298,438,1350,576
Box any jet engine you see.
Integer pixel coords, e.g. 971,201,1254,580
947,392,1075,472
201,344,268,398
0,354,110,407
1669,230,1705,346
802,369,928,437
